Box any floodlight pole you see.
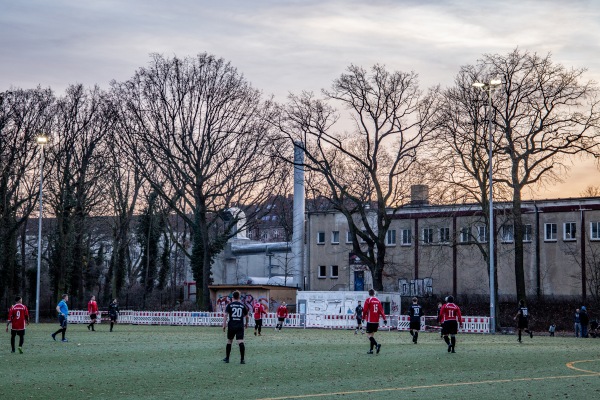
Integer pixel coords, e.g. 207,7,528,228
473,79,502,334
35,135,48,323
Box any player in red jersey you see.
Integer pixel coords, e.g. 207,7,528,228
362,289,387,354
253,301,267,336
6,295,29,353
87,295,99,331
275,302,288,331
439,295,462,353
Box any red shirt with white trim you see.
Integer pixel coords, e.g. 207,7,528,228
439,302,463,324
362,296,386,324
8,303,29,330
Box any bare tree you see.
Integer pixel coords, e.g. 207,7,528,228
45,84,115,307
441,49,600,301
103,141,143,303
491,49,600,301
277,64,440,290
113,53,284,309
581,185,600,197
0,88,53,306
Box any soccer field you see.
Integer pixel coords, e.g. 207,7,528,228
1,324,599,400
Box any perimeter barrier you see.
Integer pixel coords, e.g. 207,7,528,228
68,310,489,333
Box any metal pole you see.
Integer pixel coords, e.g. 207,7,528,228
35,143,44,323
487,88,496,334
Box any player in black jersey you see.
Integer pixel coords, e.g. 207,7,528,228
514,299,533,342
354,301,364,334
222,291,249,364
408,297,422,344
108,299,119,332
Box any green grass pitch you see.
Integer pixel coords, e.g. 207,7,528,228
1,324,599,399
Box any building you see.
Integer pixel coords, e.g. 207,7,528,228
306,197,600,301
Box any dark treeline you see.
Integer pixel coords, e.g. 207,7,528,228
1,49,599,316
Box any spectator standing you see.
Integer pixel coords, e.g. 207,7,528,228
574,308,581,338
580,306,589,338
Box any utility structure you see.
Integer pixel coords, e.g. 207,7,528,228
35,134,48,323
472,78,502,334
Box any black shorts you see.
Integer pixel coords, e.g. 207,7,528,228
278,317,285,322
518,319,528,329
356,318,363,325
227,326,245,341
442,320,458,335
110,315,118,322
255,319,263,328
409,320,421,331
90,313,97,321
10,329,25,338
366,322,379,333
58,315,68,328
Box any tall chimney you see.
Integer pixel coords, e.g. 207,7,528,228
292,142,305,289
410,185,429,206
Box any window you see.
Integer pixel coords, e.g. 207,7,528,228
330,265,339,278
439,227,450,243
422,228,434,244
331,231,340,244
346,231,353,243
477,226,488,243
544,223,557,241
318,265,326,278
401,229,412,246
317,231,325,244
564,222,576,241
386,229,396,246
523,224,532,242
460,227,470,243
591,222,600,240
501,225,514,243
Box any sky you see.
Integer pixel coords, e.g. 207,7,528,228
1,0,599,199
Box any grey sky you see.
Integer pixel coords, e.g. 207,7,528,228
2,0,599,196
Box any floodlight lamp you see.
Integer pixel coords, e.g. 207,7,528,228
36,136,48,145
472,82,485,88
490,79,502,86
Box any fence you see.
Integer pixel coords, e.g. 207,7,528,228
68,310,490,333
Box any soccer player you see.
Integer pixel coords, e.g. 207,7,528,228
6,295,29,353
408,297,422,344
108,299,120,332
87,295,98,331
355,301,364,334
275,302,288,331
52,294,69,342
439,295,462,353
253,301,267,336
514,299,533,342
362,289,387,354
222,290,249,364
